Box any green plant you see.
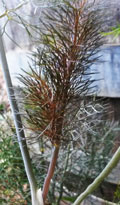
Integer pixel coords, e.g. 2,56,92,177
0,112,31,204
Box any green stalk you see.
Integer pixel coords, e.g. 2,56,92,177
73,147,120,205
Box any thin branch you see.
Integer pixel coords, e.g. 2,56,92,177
73,147,120,205
0,1,29,19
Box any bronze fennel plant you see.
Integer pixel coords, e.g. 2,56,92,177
19,0,103,203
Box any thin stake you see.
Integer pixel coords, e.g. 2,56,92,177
0,29,38,205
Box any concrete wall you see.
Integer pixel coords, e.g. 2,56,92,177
1,0,120,51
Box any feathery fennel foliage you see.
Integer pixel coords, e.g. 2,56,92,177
19,0,104,202
20,0,103,145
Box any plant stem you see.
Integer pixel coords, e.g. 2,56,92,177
73,147,120,205
42,145,59,202
0,29,38,205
